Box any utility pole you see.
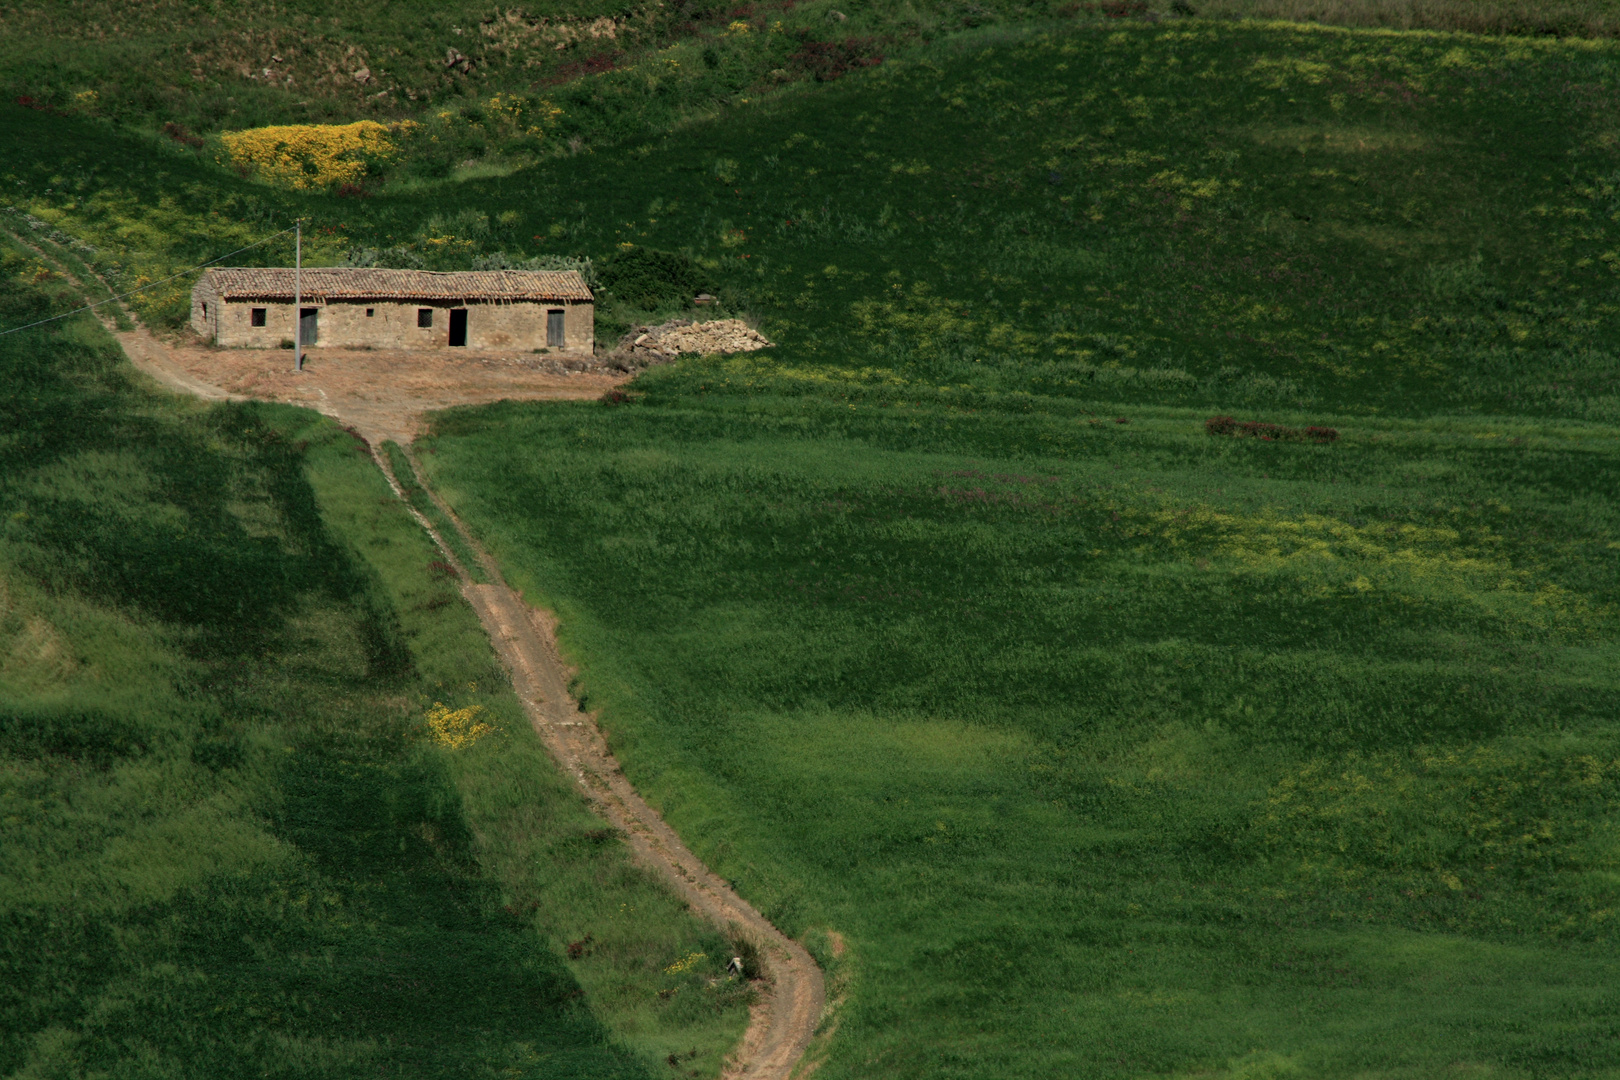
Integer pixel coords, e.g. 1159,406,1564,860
293,220,303,373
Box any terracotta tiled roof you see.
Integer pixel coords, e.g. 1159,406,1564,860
198,267,593,302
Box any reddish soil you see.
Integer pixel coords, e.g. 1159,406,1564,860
155,340,626,443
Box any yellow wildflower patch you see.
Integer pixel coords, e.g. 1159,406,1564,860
219,121,412,190
664,951,707,975
1437,47,1482,70
1128,504,1611,638
1148,168,1238,210
426,702,494,750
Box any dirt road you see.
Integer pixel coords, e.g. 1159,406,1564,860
113,319,826,1079
380,447,826,1079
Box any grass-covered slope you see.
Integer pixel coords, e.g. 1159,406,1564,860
11,21,1619,419
1203,0,1620,37
6,14,1620,1078
383,19,1620,1080
419,20,1616,422
8,0,1620,149
0,259,748,1077
0,0,718,128
417,386,1620,1080
0,0,1143,186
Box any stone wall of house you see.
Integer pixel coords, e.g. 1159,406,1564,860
195,298,594,352
190,280,222,342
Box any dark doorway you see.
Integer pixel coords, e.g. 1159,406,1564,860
299,307,318,346
448,308,467,347
547,309,565,348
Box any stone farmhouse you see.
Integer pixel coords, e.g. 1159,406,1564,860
190,267,594,352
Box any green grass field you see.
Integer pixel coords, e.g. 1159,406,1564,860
5,6,1620,1079
0,255,750,1077
388,19,1618,1079
414,390,1620,1079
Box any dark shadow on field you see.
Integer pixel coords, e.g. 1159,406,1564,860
0,750,649,1078
0,294,409,669
161,743,645,1078
0,286,650,1077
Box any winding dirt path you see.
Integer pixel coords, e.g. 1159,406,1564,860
379,447,825,1080
68,296,826,1077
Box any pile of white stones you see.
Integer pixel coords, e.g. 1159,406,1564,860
604,318,773,370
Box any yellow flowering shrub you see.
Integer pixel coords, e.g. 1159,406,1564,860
219,121,413,190
426,702,493,750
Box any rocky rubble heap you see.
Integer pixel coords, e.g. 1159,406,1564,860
599,318,773,372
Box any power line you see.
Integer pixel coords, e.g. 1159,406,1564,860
0,225,299,338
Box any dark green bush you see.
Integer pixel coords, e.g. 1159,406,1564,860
597,246,706,310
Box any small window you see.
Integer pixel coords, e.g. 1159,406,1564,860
202,302,208,317
418,308,433,328
366,308,375,317
250,307,267,327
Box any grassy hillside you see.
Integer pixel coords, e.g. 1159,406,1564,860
0,0,1104,186
0,253,749,1077
398,19,1618,424
5,10,1620,1080
12,0,1620,193
9,20,1620,418
391,20,1619,1080
9,0,1620,139
415,384,1620,1080
1205,0,1620,36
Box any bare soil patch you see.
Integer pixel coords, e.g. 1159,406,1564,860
157,342,625,443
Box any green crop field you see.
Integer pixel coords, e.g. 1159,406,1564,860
419,390,1620,1079
4,3,1620,1079
399,21,1616,1079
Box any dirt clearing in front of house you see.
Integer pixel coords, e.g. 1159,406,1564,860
154,341,627,442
